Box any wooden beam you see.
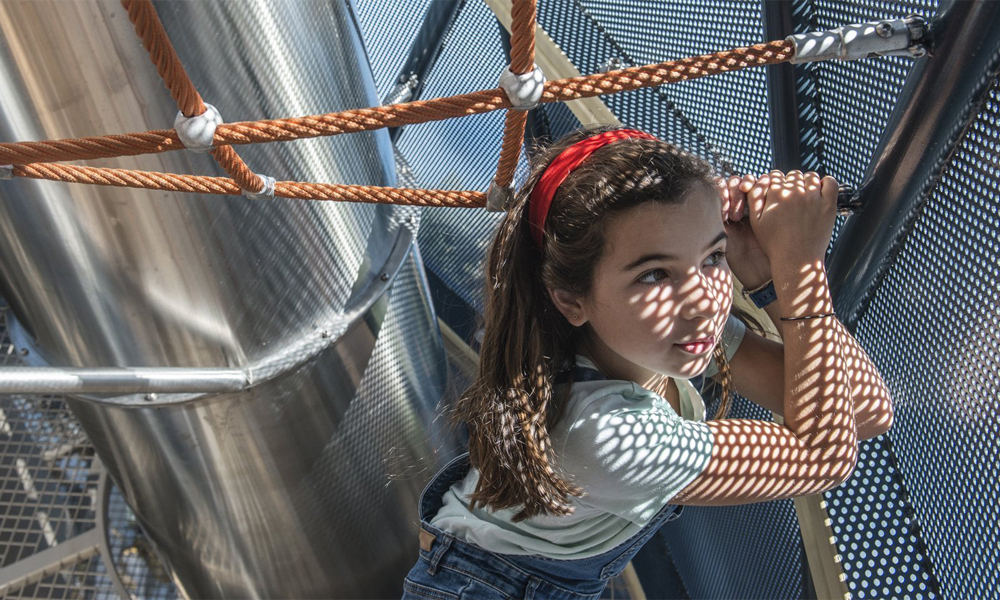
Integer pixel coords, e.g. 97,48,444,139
794,495,852,599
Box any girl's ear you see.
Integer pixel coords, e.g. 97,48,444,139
548,288,587,327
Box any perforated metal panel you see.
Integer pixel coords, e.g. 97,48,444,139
803,0,938,183
825,74,1000,600
395,0,520,311
353,0,436,100
537,0,773,177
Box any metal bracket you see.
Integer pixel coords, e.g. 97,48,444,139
485,181,515,212
173,103,222,153
244,174,276,201
789,16,929,64
498,65,546,110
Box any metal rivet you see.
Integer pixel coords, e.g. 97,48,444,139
598,57,625,73
19,348,28,357
380,273,390,281
320,330,330,339
144,393,156,402
876,22,893,38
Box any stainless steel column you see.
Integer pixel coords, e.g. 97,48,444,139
0,1,449,597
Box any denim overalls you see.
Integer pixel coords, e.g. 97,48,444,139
402,366,685,600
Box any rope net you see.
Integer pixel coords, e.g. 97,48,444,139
0,0,795,208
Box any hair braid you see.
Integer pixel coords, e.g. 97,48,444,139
711,341,734,419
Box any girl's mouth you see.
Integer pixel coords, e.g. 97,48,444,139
675,339,714,355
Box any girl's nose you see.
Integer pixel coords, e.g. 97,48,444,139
679,270,723,321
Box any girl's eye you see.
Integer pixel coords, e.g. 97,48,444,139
637,269,670,285
705,250,727,267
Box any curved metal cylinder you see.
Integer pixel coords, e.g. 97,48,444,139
73,248,448,598
0,0,397,369
0,1,450,597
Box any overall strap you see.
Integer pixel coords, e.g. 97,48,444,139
554,365,608,385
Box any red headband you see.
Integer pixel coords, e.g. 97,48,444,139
528,129,657,248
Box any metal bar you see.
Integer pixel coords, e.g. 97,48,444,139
94,459,140,600
0,528,102,596
827,0,1000,328
0,367,247,394
762,0,801,171
787,17,927,64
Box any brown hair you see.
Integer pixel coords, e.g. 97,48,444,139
456,127,759,521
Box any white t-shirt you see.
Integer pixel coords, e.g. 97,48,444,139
429,318,746,559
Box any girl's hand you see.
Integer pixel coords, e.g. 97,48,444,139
746,170,838,265
720,175,771,289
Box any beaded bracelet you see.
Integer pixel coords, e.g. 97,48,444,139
779,313,837,322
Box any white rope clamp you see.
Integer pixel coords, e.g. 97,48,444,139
244,174,276,201
174,103,223,153
788,18,927,64
0,165,12,180
498,65,546,110
485,181,515,212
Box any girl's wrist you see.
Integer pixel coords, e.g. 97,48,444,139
739,275,772,292
769,254,826,280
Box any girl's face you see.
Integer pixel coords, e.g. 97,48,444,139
557,187,733,382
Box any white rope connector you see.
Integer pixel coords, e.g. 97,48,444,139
244,174,276,201
174,103,223,153
485,181,515,212
498,65,546,110
0,165,12,180
788,19,919,64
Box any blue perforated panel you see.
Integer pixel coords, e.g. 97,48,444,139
537,0,773,177
395,1,529,312
353,0,435,101
827,74,1000,599
804,0,938,184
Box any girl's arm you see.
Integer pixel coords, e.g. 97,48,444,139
718,174,893,440
721,300,893,439
674,172,858,505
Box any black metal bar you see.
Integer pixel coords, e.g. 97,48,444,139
762,0,801,171
827,0,1000,329
386,0,466,142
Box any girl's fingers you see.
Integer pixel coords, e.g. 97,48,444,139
821,175,839,204
735,174,756,220
727,176,745,221
748,174,770,221
804,171,822,189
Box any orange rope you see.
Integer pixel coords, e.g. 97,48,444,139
509,0,537,75
493,0,537,192
121,0,205,118
121,0,263,193
1,39,795,206
0,41,792,168
13,163,485,208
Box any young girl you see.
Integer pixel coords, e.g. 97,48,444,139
403,128,893,599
